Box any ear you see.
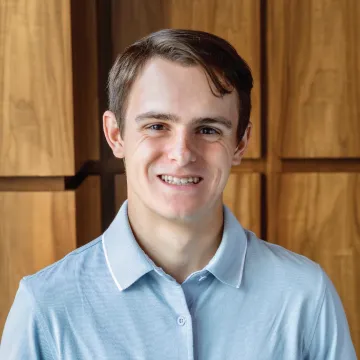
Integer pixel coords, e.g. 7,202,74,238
232,122,252,166
103,110,125,159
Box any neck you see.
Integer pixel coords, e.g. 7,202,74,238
127,199,224,284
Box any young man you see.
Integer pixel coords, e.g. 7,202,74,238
1,29,356,359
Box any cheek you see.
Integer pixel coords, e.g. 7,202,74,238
126,137,163,170
205,143,233,167
207,145,233,183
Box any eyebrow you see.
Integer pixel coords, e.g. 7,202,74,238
135,111,233,130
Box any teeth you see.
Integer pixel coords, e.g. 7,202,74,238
160,175,201,185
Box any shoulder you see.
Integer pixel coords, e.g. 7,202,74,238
245,228,321,275
243,229,325,298
240,230,356,357
242,229,329,338
22,236,104,299
1,237,106,358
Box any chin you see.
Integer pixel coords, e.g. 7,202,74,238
157,201,207,222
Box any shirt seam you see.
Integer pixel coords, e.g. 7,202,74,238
22,278,58,360
24,238,102,281
303,265,327,357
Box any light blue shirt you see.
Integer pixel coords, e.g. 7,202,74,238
0,201,356,359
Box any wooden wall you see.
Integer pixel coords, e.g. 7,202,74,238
0,0,102,336
267,1,360,352
0,0,359,355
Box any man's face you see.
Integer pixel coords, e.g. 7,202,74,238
105,58,250,222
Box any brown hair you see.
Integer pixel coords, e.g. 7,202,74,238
108,29,253,143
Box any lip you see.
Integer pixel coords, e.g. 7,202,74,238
158,174,203,179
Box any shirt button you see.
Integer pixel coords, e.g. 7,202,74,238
177,316,187,326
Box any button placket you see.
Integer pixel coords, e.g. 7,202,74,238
176,285,194,359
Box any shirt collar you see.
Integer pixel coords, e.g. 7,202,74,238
102,200,248,291
102,201,153,291
205,205,248,288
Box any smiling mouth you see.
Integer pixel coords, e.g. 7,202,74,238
158,175,203,185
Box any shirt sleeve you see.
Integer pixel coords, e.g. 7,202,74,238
0,279,57,360
304,267,357,360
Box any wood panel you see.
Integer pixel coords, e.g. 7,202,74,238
112,0,261,158
276,173,360,354
223,172,261,235
0,190,76,336
115,174,128,211
71,0,100,170
76,176,102,247
268,0,360,158
0,0,74,176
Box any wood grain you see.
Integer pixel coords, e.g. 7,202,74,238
268,0,360,158
223,172,261,236
276,173,360,354
111,0,261,158
0,0,75,176
71,0,100,171
76,176,102,247
0,191,76,336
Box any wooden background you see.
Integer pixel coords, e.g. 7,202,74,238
0,0,359,355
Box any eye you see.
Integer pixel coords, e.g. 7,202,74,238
147,124,166,131
198,127,220,135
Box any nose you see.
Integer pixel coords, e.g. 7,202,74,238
168,131,196,166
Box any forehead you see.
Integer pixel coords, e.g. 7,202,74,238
125,57,239,122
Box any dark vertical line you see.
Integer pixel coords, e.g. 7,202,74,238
260,0,268,240
96,0,116,231
260,173,267,240
260,0,268,159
